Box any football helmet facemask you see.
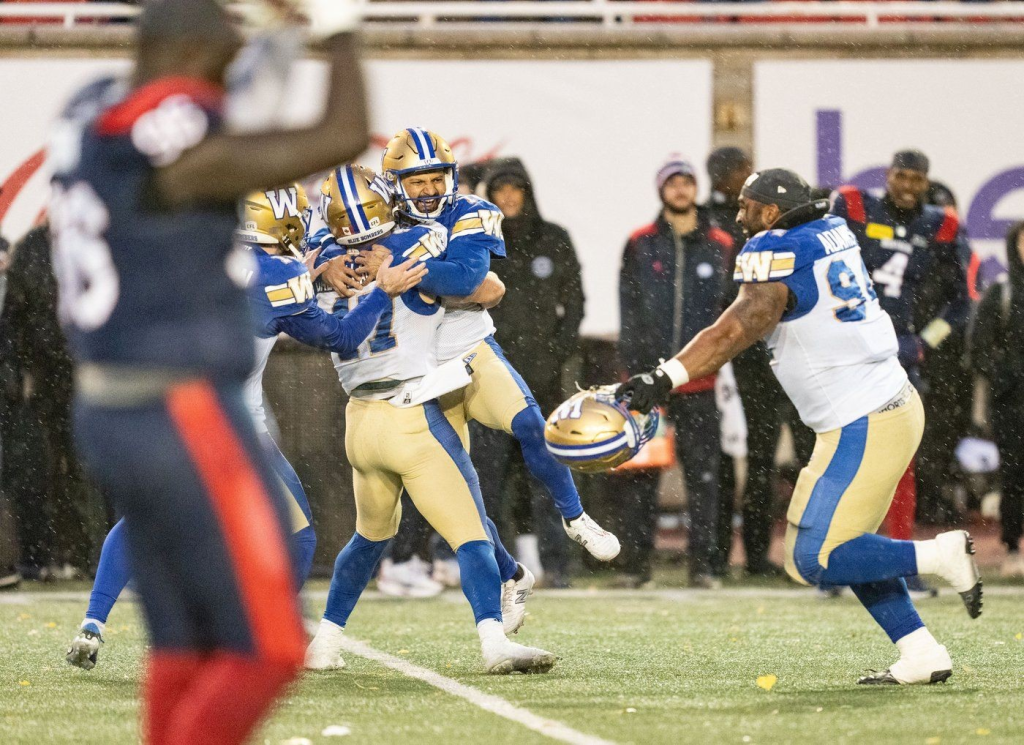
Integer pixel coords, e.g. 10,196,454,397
544,386,660,473
237,184,310,258
381,127,458,220
320,164,396,246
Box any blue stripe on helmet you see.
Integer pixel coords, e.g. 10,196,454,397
407,127,427,159
343,167,373,233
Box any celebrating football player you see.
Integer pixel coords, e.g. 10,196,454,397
615,168,982,686
304,166,556,674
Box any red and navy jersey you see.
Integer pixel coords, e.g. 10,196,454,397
831,187,971,338
49,76,254,379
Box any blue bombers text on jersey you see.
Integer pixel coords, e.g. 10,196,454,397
50,76,255,378
735,214,908,433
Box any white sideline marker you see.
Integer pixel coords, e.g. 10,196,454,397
336,635,617,745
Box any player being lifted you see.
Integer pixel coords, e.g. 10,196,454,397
50,1,378,741
65,185,425,671
380,129,620,571
616,169,982,685
304,166,556,674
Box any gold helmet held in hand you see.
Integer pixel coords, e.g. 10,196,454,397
544,386,660,473
237,184,310,257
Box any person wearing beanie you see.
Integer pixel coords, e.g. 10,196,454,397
617,166,983,686
617,155,732,588
832,151,972,569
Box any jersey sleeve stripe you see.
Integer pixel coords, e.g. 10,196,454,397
96,76,223,136
838,186,867,224
935,208,959,243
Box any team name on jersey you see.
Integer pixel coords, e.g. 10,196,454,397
265,271,314,307
816,224,859,255
733,250,797,282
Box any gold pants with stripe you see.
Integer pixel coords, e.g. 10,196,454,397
345,397,489,551
784,389,925,586
439,338,531,447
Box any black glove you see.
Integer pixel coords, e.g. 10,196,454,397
615,368,673,414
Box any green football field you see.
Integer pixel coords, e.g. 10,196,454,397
2,581,1022,745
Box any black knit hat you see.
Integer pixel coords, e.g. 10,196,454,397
891,149,930,175
740,168,812,210
138,0,234,41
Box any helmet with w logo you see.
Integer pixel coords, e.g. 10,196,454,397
544,387,660,473
237,183,310,257
381,127,458,220
320,165,395,246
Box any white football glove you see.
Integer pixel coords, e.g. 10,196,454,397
305,0,362,40
229,1,361,39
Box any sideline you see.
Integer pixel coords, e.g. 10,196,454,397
334,632,618,745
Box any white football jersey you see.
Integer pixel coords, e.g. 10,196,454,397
735,214,908,433
244,334,278,434
435,308,497,363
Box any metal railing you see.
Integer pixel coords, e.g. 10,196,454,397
1,2,1023,30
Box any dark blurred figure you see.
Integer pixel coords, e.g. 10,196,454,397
618,156,730,588
968,222,1024,579
833,151,972,535
0,224,103,581
0,235,19,589
705,147,787,578
468,157,584,586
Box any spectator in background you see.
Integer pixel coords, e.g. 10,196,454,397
469,157,584,587
968,222,1024,579
705,148,786,578
618,156,731,588
0,235,18,589
0,224,105,581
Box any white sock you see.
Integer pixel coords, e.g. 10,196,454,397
913,540,941,575
896,627,941,659
314,618,345,641
82,618,105,634
477,618,505,644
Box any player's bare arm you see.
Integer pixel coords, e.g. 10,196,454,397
444,272,506,311
616,280,788,413
156,31,368,207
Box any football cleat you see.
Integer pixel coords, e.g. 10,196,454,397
481,637,557,675
376,558,444,599
236,184,311,257
563,513,621,561
501,563,535,635
304,619,347,671
931,531,983,619
544,386,659,473
66,623,104,671
858,645,953,686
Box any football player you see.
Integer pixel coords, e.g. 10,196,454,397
616,169,982,686
378,129,621,572
305,166,556,674
65,184,425,671
49,0,376,735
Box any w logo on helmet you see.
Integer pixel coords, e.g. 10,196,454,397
265,187,300,220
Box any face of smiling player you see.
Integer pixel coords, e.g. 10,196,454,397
886,167,929,211
401,169,448,214
737,194,780,238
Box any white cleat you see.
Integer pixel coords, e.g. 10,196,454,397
563,512,620,561
858,645,953,686
66,623,104,671
930,530,983,619
481,637,557,675
376,557,444,599
304,619,347,670
501,563,535,635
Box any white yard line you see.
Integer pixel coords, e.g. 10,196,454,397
335,633,618,745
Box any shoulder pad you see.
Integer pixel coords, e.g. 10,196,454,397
382,223,448,261
629,223,658,242
834,185,868,223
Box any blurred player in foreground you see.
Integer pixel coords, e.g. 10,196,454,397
50,1,373,741
65,185,424,671
616,169,982,685
305,167,556,674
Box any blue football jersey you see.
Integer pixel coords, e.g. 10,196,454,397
49,76,254,379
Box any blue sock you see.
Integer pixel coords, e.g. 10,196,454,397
818,533,918,586
485,517,518,583
323,533,390,628
850,579,925,643
511,406,584,521
86,519,132,624
457,540,502,625
290,525,317,590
